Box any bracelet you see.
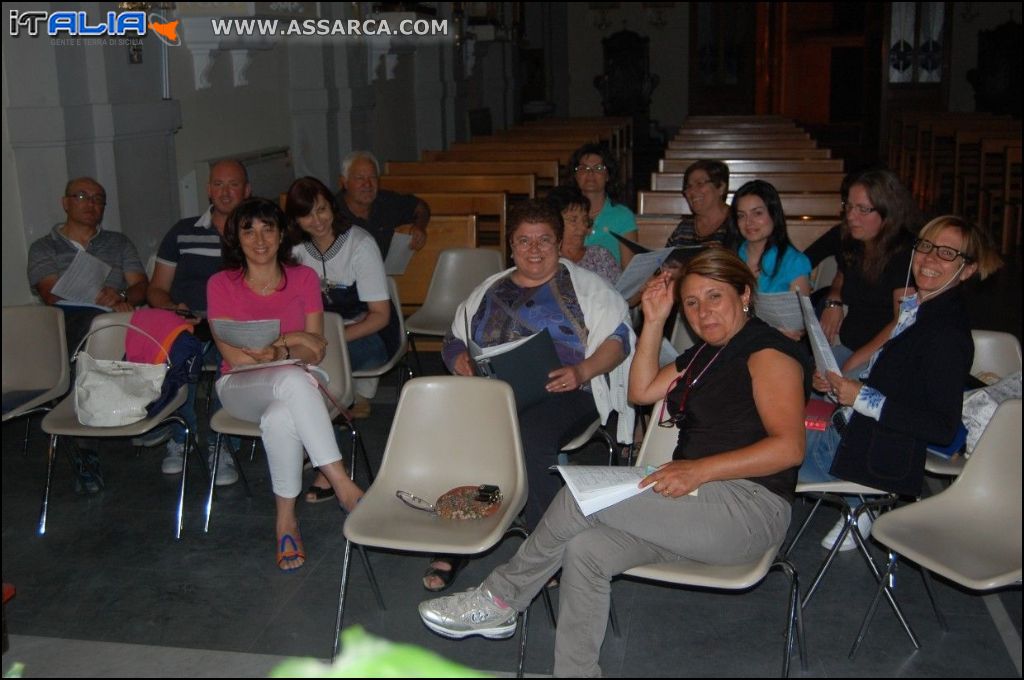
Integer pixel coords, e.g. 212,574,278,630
824,299,844,309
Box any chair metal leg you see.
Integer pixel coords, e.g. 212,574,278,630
356,545,385,610
36,434,60,535
203,428,221,534
226,437,252,498
332,538,354,661
352,427,376,485
170,417,190,540
596,427,616,466
772,558,807,677
249,438,258,463
407,333,424,376
22,415,32,457
782,497,825,558
516,607,530,679
849,551,920,659
919,566,948,631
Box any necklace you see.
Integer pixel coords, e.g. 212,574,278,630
245,271,281,295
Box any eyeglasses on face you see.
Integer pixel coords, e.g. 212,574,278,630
66,191,107,206
842,201,876,216
574,163,607,174
512,235,557,251
914,238,969,262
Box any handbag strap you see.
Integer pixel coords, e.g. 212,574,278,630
72,322,171,368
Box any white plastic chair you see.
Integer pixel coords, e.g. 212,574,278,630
352,277,413,395
404,248,504,371
37,312,191,539
619,400,807,677
2,305,70,455
850,399,1022,658
337,376,531,672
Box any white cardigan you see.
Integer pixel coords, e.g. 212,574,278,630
450,259,635,443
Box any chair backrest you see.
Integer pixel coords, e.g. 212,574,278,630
1,305,69,394
355,277,409,379
320,312,355,409
418,248,505,322
376,376,527,521
952,399,1022,501
971,330,1022,379
81,312,134,360
634,399,678,469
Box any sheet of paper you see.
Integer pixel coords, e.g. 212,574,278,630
614,247,675,299
210,318,281,349
798,294,841,376
755,291,804,332
50,250,111,304
384,232,414,275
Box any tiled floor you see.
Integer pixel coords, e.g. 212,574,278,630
3,277,1022,680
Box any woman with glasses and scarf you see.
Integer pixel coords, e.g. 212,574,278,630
801,215,1002,549
418,247,809,677
568,142,637,267
422,199,634,593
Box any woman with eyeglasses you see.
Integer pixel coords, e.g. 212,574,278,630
546,185,621,285
568,142,637,267
665,159,740,251
423,199,634,592
818,169,919,375
417,248,809,676
801,215,1002,550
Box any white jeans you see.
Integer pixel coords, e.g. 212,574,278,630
215,365,342,497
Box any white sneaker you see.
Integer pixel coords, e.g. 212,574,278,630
161,440,185,475
419,586,517,640
821,512,873,552
207,443,239,487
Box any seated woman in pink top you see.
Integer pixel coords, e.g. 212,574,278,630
207,197,363,571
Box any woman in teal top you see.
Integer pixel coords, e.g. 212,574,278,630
569,143,637,267
734,180,811,295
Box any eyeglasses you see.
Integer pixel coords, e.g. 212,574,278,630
574,163,607,174
511,235,557,252
913,238,970,263
66,191,107,206
684,178,713,192
657,371,698,428
842,201,876,216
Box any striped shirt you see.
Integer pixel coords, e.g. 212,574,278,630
155,208,224,312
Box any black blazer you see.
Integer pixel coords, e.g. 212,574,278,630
830,287,973,496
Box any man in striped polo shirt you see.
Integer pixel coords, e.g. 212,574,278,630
147,159,250,484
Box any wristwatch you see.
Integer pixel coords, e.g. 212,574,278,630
823,299,844,309
118,288,129,302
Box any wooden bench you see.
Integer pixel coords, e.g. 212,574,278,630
674,131,811,142
978,138,1023,252
637,215,835,253
638,191,840,220
651,172,845,193
660,158,844,174
665,147,831,160
953,127,1023,217
415,192,507,248
667,138,818,151
385,160,560,188
379,174,535,199
422,148,575,167
395,215,478,314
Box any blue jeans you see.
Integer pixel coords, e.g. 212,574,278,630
348,333,389,372
172,341,221,445
800,424,861,508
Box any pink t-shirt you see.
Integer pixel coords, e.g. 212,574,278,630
207,264,323,370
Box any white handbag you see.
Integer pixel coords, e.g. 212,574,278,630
73,323,169,427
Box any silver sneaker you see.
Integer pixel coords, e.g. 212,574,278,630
161,439,185,475
207,442,239,487
418,586,517,640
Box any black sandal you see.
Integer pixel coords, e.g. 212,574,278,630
422,557,468,592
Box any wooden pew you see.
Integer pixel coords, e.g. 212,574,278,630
384,160,560,188
637,215,834,253
651,172,844,193
674,131,811,142
638,191,839,220
661,158,844,174
379,174,535,199
998,145,1022,254
978,139,1023,252
415,192,507,248
950,126,1022,217
667,138,818,151
665,147,831,160
422,148,575,167
395,215,477,314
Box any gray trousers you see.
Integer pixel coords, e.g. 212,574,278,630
482,480,791,677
